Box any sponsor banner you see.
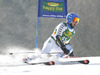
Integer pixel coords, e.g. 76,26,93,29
38,0,67,18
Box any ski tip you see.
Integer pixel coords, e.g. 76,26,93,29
79,60,90,64
45,61,55,65
83,60,90,64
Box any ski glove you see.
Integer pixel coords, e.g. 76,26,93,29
61,45,69,54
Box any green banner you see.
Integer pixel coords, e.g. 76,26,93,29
43,1,63,12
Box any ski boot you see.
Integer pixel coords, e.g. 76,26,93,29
23,57,29,63
23,56,37,63
62,52,74,58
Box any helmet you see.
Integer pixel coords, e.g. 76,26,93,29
66,12,79,23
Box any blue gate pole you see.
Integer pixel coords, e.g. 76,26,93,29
36,17,39,48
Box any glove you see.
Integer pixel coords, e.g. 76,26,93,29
61,45,69,54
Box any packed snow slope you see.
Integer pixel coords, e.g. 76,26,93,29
0,48,100,75
0,55,100,75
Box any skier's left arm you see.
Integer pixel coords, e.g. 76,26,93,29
56,35,69,54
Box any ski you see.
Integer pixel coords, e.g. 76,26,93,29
60,60,89,65
27,61,55,65
59,57,90,64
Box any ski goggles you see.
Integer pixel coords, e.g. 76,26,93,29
73,17,79,23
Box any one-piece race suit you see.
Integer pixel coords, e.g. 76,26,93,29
42,22,75,54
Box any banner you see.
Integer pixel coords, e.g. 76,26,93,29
38,0,67,18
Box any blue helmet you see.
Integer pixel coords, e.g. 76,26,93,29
66,12,79,23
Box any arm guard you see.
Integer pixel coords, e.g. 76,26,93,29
56,35,69,54
56,35,64,47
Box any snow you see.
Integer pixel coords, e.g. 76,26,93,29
0,61,100,75
0,47,100,75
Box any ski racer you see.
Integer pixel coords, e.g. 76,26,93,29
41,12,80,57
23,12,80,63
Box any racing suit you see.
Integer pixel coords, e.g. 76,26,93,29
41,22,75,57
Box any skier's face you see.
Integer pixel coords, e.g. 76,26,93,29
72,21,77,27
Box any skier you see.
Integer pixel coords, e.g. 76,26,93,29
23,12,80,63
41,12,80,58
